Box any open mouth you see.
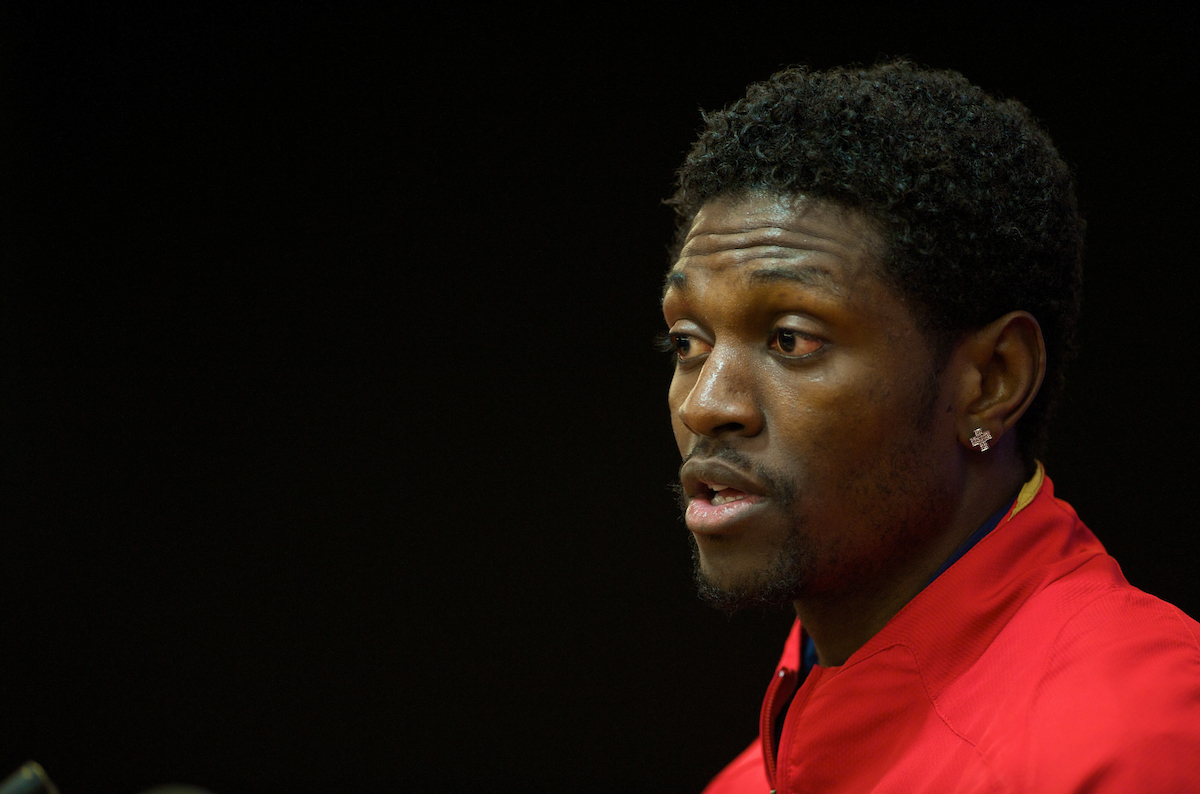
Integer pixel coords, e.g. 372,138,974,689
706,484,749,506
685,480,762,534
679,459,766,528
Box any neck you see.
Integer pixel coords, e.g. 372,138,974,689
795,451,1027,667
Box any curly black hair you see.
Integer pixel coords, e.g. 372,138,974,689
667,60,1084,469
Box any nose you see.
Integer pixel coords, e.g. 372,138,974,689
674,348,764,438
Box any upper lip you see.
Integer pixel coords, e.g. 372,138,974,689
680,457,766,500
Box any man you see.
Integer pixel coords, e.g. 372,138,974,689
661,60,1200,792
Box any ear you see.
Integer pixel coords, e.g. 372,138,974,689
951,311,1046,451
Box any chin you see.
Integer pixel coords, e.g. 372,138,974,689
691,534,808,614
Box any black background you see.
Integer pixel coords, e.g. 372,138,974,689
5,5,1198,793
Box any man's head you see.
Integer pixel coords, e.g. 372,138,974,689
662,61,1084,616
667,60,1084,469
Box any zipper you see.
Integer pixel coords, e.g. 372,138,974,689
760,666,798,787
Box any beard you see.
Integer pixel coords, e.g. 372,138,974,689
674,449,815,615
677,432,953,617
688,527,811,615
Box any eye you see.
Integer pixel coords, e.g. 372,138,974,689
770,328,823,358
655,332,712,362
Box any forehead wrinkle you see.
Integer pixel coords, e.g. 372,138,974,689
668,246,845,296
665,211,878,303
681,226,852,258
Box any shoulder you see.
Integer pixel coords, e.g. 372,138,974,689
1032,581,1200,718
941,557,1200,790
1044,579,1199,661
1023,582,1200,790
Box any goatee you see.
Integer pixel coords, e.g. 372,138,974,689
673,461,811,614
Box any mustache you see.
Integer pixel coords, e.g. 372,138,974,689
681,441,758,472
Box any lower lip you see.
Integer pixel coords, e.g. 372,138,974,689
686,494,765,534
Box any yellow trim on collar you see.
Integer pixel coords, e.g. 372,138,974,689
1008,460,1045,520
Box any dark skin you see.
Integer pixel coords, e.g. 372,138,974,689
664,193,1044,666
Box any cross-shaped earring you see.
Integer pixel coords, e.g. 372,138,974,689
970,427,993,452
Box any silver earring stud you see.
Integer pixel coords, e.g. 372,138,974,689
970,427,993,452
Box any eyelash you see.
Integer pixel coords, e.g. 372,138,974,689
654,332,699,365
653,332,680,355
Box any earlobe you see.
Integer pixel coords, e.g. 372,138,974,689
958,311,1046,451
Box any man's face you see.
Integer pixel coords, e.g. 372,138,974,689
662,193,961,611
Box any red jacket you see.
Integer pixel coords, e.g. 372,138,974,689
703,467,1200,793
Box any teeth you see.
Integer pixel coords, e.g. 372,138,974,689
708,483,731,492
711,493,747,506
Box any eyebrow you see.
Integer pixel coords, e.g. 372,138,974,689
662,270,687,298
662,263,840,300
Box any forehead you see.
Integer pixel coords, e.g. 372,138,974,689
664,193,886,301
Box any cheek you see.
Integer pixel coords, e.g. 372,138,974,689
768,379,890,470
668,376,693,453
772,378,859,432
